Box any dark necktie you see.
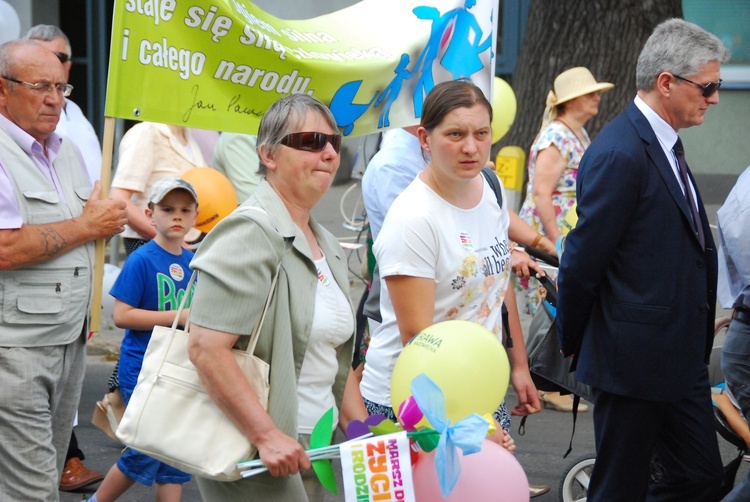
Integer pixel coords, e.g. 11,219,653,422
673,138,705,249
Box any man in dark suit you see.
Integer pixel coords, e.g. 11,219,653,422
557,19,729,501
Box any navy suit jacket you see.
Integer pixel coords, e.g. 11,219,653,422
556,101,717,402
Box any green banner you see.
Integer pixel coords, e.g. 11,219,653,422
106,0,498,137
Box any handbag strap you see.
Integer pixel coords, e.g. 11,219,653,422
230,205,287,356
171,269,198,330
244,261,282,355
170,260,281,357
157,257,280,368
151,270,198,376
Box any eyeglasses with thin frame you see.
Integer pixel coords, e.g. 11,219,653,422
1,75,73,98
672,74,722,98
280,131,341,154
54,52,71,64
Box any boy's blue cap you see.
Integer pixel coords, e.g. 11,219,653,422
148,177,199,205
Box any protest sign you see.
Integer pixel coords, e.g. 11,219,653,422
106,0,498,137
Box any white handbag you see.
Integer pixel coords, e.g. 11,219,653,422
116,265,278,481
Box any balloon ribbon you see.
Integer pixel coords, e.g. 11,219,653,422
410,373,490,497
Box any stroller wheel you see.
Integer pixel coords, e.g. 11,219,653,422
559,455,596,502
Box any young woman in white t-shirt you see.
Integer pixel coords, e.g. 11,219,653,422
360,80,541,449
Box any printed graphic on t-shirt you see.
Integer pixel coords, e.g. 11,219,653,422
317,268,331,287
483,236,511,277
157,271,194,311
447,235,510,322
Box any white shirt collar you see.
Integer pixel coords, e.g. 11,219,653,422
633,95,678,150
633,96,694,197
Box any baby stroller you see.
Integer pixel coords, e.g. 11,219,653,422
523,248,592,406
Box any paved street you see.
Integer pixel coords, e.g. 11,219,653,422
63,182,748,501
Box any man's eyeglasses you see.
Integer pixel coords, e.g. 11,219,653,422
672,74,722,98
280,131,341,153
54,52,71,64
1,76,73,98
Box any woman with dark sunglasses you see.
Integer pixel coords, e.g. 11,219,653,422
187,94,366,501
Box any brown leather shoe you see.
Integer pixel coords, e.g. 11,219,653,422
59,458,104,492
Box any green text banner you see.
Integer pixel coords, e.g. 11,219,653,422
106,0,498,136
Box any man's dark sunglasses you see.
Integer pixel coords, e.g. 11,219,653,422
54,52,71,64
672,74,722,98
280,131,341,153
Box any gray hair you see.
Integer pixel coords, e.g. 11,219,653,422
636,18,729,91
24,25,71,51
256,94,338,175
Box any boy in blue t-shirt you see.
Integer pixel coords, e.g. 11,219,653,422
90,177,199,502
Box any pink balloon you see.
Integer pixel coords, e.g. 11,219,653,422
412,440,529,501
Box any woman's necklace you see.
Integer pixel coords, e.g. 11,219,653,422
556,117,587,146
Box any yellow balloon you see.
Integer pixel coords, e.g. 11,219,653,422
391,320,510,427
492,77,517,144
181,167,238,232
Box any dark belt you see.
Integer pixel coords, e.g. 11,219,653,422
733,309,750,326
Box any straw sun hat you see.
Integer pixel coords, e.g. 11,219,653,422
542,67,614,128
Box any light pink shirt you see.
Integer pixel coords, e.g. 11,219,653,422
0,113,72,229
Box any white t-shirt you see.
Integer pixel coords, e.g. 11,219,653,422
297,255,355,433
360,175,512,406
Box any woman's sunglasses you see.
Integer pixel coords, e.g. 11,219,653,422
280,132,341,153
672,74,722,98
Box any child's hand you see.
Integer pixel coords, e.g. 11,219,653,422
487,420,516,454
500,429,516,454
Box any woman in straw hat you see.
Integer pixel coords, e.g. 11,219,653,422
517,67,613,412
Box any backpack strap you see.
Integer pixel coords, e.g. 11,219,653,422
481,167,513,349
481,167,503,210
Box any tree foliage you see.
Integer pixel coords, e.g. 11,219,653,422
499,0,683,155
